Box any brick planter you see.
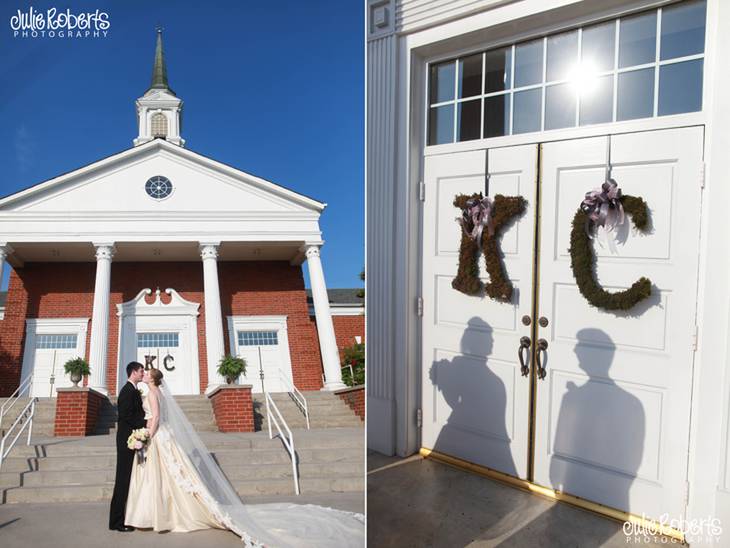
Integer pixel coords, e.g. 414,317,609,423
335,385,364,421
207,384,254,432
54,386,107,436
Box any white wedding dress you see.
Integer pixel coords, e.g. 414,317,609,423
124,383,364,547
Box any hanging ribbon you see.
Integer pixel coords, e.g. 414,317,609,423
580,179,625,253
457,195,494,250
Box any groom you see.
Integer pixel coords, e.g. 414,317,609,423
109,361,147,532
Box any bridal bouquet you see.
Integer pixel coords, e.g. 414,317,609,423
127,428,150,464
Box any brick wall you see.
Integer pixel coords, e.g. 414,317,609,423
0,260,324,396
54,387,107,436
208,385,254,432
0,263,95,396
332,314,364,358
219,261,323,392
335,385,364,421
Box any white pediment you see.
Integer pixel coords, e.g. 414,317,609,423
117,288,200,317
0,139,323,215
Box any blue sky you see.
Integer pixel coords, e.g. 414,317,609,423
0,1,363,290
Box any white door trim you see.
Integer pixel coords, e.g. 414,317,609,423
21,317,89,397
116,288,200,394
226,315,294,390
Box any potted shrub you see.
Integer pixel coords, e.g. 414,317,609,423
217,355,247,384
341,342,365,387
63,357,90,387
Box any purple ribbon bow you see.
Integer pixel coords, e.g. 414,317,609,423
580,178,625,237
458,196,494,249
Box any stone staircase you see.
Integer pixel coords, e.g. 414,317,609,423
0,397,56,438
253,391,363,430
0,427,364,503
94,394,218,434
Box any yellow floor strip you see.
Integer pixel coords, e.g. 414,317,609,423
420,447,685,543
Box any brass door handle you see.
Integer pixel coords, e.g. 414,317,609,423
536,338,548,380
518,336,531,377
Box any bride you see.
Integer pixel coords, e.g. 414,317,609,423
124,368,364,547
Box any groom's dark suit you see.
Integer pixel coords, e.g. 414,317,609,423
108,380,146,530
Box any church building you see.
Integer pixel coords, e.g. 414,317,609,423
0,30,354,398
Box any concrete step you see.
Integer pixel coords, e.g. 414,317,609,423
232,475,363,496
4,483,114,503
5,460,364,488
1,428,363,503
3,474,364,503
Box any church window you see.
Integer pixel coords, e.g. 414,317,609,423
151,112,168,138
145,175,173,200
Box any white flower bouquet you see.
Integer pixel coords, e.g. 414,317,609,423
127,427,150,464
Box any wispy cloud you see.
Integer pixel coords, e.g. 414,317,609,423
14,124,35,173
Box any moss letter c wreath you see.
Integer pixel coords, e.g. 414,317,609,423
569,195,652,310
452,193,527,302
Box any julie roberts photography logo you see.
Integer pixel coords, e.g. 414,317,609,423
10,6,110,38
623,514,722,544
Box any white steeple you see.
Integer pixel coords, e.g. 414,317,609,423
133,29,185,147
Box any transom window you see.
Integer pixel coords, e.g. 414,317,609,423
151,112,168,138
35,334,77,349
137,332,179,348
238,331,279,347
427,0,706,145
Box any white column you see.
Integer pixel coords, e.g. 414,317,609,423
0,245,12,288
201,243,226,393
88,244,114,395
305,245,346,390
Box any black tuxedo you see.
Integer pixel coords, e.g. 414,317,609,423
108,380,146,529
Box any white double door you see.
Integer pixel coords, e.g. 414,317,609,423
421,126,703,522
119,315,198,395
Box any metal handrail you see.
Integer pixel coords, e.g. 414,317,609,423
265,391,300,495
0,396,36,471
0,373,34,433
278,370,309,430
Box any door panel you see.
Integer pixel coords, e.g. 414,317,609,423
421,146,537,479
136,330,188,395
533,127,704,521
31,348,76,398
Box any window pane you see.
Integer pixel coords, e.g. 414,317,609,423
660,0,706,61
619,11,657,68
658,59,703,115
458,54,482,98
547,30,578,82
515,39,544,87
457,100,481,141
582,21,616,72
428,104,454,145
484,94,510,138
430,62,456,103
579,74,614,125
617,68,654,120
238,331,279,346
485,47,512,93
545,83,576,130
513,88,542,134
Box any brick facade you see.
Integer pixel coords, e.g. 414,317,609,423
0,260,325,396
332,315,365,358
335,385,364,421
208,384,254,432
54,387,106,436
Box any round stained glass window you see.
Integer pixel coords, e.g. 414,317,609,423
145,176,173,200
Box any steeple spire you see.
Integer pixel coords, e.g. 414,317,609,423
134,27,184,147
149,27,174,95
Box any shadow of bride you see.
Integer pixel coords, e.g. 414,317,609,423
497,328,645,547
429,316,518,480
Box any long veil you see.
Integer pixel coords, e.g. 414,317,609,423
157,382,364,547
